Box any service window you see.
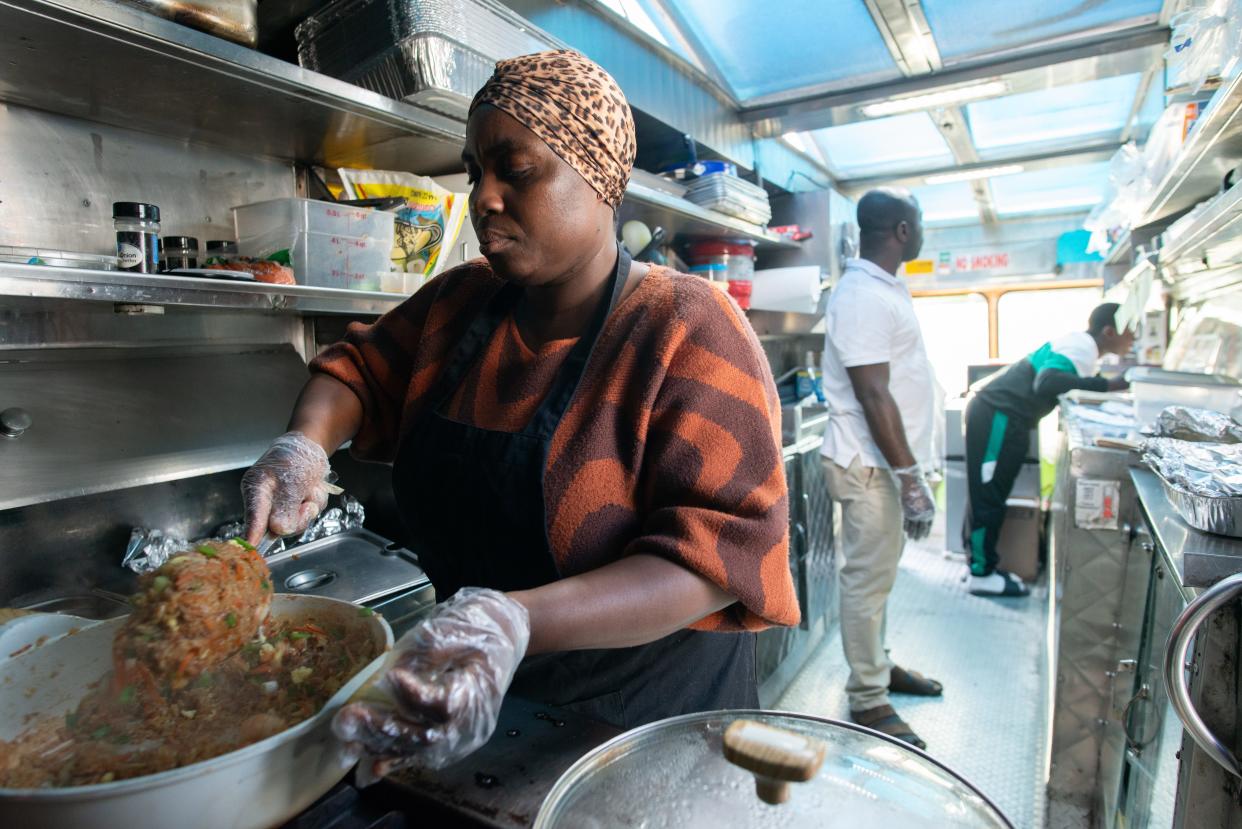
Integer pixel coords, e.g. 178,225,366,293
997,287,1103,363
913,294,990,398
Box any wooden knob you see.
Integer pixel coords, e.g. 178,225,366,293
723,719,826,805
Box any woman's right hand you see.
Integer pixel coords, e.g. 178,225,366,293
241,431,337,545
332,588,530,784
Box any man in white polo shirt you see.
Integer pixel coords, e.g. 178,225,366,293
820,188,941,750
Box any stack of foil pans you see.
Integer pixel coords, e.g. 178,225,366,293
295,0,560,119
683,172,772,226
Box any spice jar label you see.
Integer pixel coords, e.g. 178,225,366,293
117,243,143,269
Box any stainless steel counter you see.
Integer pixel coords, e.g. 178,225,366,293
1131,467,1242,599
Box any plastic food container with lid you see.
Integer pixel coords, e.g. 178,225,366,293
1126,366,1242,427
232,198,396,291
687,240,756,283
0,245,119,271
534,710,1011,828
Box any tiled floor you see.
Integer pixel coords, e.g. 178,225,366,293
774,522,1051,828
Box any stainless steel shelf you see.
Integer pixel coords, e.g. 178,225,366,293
1139,71,1242,226
620,181,796,250
1159,181,1242,270
1104,231,1133,266
0,262,408,315
0,0,466,172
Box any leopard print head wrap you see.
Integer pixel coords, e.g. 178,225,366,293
469,50,636,208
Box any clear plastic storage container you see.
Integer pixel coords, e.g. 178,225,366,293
232,198,395,291
1127,366,1242,427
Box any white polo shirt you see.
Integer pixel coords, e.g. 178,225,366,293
820,257,935,470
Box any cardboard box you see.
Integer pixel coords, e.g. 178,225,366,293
997,497,1041,582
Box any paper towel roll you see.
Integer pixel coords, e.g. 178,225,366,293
748,267,824,313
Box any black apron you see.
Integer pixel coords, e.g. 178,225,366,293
392,246,757,730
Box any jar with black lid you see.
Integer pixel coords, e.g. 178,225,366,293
161,236,199,271
205,240,238,265
113,202,161,273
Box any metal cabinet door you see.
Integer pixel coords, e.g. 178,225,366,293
757,455,804,683
1118,557,1185,829
799,448,836,630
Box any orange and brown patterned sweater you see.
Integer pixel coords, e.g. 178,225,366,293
311,260,798,632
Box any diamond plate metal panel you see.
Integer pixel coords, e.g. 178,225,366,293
1047,418,1147,818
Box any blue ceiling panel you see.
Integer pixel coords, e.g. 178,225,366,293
909,181,980,224
667,0,899,100
990,162,1113,216
922,0,1162,62
810,113,954,178
967,73,1143,150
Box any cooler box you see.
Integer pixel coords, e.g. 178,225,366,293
997,497,1041,582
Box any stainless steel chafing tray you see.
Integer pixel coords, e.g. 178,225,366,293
267,527,429,605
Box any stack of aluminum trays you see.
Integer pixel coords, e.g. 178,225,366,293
295,0,560,119
683,172,772,226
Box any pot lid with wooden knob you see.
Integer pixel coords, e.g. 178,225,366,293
533,710,1011,828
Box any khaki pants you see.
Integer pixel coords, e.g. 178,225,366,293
822,457,905,712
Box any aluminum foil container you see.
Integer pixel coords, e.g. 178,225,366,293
1142,438,1242,497
683,172,772,224
1156,474,1242,537
295,0,560,118
1151,405,1242,443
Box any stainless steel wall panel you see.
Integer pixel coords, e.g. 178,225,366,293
0,344,309,511
0,103,295,258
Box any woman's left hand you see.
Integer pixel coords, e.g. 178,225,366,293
333,588,530,783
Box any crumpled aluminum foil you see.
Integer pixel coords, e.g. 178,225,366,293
1142,438,1242,497
123,495,367,574
298,494,365,543
1151,405,1242,444
122,528,191,574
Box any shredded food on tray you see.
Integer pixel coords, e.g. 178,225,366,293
0,540,379,789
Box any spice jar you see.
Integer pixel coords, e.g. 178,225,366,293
161,236,199,271
113,202,161,273
204,240,238,266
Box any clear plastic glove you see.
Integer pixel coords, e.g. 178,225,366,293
894,464,935,541
241,431,339,545
333,587,530,784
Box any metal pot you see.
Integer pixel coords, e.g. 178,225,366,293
116,0,258,47
535,710,1012,828
0,594,393,829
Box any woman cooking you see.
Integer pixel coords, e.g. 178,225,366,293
241,50,798,777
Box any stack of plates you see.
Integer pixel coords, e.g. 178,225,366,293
684,172,771,226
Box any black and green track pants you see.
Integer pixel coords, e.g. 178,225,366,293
962,396,1031,577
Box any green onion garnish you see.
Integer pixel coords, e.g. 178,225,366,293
196,545,217,558
224,612,237,628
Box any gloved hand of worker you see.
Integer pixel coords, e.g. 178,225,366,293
241,431,339,545
893,464,935,541
333,587,531,784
